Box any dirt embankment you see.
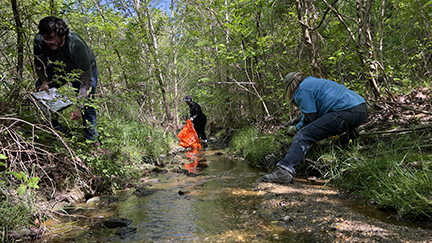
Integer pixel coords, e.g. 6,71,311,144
254,178,432,242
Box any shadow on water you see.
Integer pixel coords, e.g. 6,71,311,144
36,146,431,242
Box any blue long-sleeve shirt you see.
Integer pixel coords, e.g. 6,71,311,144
293,77,366,130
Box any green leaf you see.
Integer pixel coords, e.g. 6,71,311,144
8,171,22,180
28,177,40,189
20,171,28,182
0,154,7,160
18,184,27,196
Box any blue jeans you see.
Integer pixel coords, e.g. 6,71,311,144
277,103,368,174
35,66,98,141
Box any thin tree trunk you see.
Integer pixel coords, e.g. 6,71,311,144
11,0,23,79
294,0,324,77
142,1,174,124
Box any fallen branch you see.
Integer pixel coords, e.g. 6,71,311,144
361,123,432,136
370,99,432,115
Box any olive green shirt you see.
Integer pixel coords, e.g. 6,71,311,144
34,31,96,96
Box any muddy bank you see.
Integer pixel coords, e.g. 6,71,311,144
254,177,432,242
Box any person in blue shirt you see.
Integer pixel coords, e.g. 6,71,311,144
262,71,368,184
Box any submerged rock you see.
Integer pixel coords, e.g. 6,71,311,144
114,226,137,236
186,172,198,177
176,169,189,174
133,187,157,197
178,190,191,195
99,217,132,228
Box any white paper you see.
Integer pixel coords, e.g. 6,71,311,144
31,88,72,112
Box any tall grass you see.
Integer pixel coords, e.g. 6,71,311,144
325,135,432,220
98,116,175,164
229,126,289,167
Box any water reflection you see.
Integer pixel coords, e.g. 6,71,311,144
184,148,200,174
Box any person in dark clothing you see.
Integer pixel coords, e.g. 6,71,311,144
262,71,368,184
34,16,99,147
184,95,208,148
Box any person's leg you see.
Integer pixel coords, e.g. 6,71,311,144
199,117,208,146
81,68,99,142
277,111,347,174
193,120,206,144
336,103,368,145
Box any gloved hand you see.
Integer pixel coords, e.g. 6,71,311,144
286,126,297,136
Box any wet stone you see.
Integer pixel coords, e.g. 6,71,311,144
133,187,157,197
176,169,189,174
98,217,132,228
114,227,137,236
178,190,191,195
187,172,198,177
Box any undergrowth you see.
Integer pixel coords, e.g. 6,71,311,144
229,125,292,168
325,133,432,220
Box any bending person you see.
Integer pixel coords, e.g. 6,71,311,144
184,95,208,148
262,72,368,184
34,16,99,147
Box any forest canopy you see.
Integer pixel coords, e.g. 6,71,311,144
1,0,430,130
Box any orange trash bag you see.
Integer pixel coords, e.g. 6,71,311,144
177,119,202,150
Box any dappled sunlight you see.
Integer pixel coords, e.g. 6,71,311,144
227,188,261,197
331,220,391,238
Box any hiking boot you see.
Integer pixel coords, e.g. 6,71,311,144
262,167,293,184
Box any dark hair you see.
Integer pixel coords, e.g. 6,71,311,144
38,16,69,37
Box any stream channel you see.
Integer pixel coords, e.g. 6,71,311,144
36,146,430,242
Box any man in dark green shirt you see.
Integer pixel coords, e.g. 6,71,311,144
34,16,99,146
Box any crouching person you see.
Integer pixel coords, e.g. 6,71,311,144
262,72,368,184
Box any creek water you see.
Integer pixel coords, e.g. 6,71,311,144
36,147,428,242
37,148,294,242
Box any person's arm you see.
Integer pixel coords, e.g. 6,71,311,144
190,103,202,121
294,89,317,130
71,41,92,99
69,35,93,120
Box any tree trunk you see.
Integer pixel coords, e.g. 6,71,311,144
142,1,174,125
294,0,324,77
11,0,23,79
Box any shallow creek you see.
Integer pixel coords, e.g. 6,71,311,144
36,147,430,242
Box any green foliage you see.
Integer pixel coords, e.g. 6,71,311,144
1,0,432,232
0,199,34,242
320,135,432,220
229,126,285,167
98,116,174,164
0,154,39,243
